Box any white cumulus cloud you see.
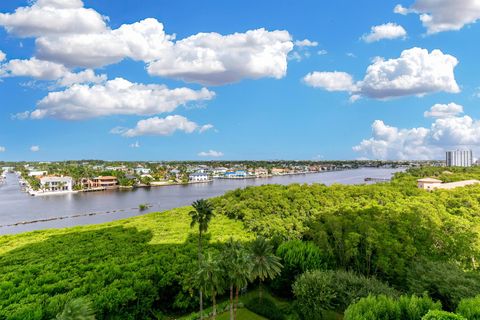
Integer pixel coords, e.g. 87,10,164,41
303,71,356,92
198,150,224,157
0,0,107,37
294,39,318,47
0,57,106,86
23,78,215,120
361,23,407,43
146,28,293,85
304,47,460,100
394,0,480,34
30,145,40,152
424,103,464,118
0,146,5,152
354,104,480,160
113,115,213,137
129,141,140,148
0,50,5,62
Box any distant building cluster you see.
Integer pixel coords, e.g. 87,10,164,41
446,150,473,167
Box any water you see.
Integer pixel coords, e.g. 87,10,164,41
0,168,403,235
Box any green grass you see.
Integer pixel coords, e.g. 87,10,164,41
0,207,253,319
216,308,267,320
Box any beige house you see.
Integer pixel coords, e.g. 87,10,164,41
417,177,480,191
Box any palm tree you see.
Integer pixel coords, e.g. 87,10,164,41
197,252,225,319
189,199,215,320
56,297,95,320
250,236,283,301
221,239,253,320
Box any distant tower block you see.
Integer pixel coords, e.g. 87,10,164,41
446,150,473,167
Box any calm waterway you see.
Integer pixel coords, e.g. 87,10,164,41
0,167,403,235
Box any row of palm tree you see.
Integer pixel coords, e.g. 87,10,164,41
190,199,283,320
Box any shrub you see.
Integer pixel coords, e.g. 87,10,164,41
344,294,441,320
292,269,397,315
407,259,480,311
422,310,466,320
292,270,336,320
245,297,285,320
272,240,325,297
457,296,480,319
332,270,398,310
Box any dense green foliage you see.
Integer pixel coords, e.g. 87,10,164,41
292,269,397,317
56,297,95,320
421,310,466,320
344,294,441,320
456,296,480,319
407,259,480,311
4,166,480,319
0,208,251,319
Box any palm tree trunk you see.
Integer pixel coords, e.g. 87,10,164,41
198,229,203,320
229,284,233,320
199,290,203,320
234,286,239,320
212,291,217,319
259,280,263,302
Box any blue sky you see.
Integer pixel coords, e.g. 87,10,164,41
1,0,480,161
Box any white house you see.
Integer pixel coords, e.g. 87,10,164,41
135,167,151,175
28,170,48,177
39,176,73,192
189,173,210,182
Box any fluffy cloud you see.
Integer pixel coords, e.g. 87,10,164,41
354,104,480,160
294,39,318,47
394,0,480,34
304,47,460,100
30,145,40,152
361,23,407,42
198,150,224,157
113,115,213,137
0,146,5,152
424,102,464,118
146,28,293,85
0,50,5,62
303,72,356,91
36,18,173,68
0,0,107,37
1,1,293,85
0,57,106,86
23,78,215,120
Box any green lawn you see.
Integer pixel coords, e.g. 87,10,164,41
216,308,267,320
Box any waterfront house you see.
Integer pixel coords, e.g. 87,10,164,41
189,172,210,182
271,168,286,175
225,170,248,178
82,176,119,190
417,177,480,191
39,176,73,192
254,168,269,177
212,167,228,177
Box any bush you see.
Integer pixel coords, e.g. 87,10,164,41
332,270,398,310
407,259,480,311
422,310,466,320
344,294,441,320
245,297,285,320
292,270,336,320
456,296,480,319
291,269,397,316
272,240,325,297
